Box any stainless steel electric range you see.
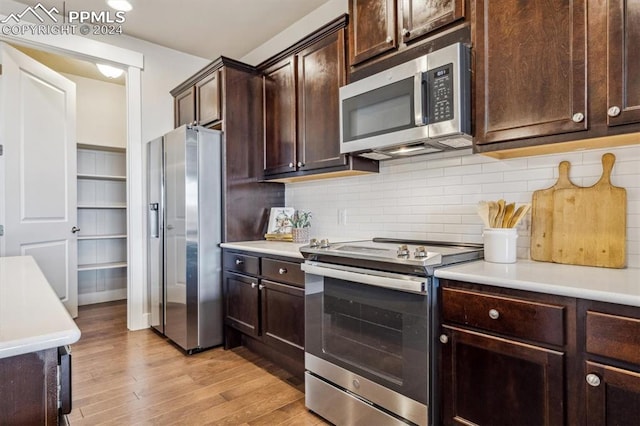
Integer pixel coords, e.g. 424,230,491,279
300,238,483,426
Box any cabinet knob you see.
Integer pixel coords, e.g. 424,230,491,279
489,309,500,320
572,112,585,123
71,226,81,234
608,106,621,117
250,282,257,289
402,28,410,37
235,259,244,265
278,268,287,274
288,162,294,168
586,373,601,387
439,334,449,344
386,36,393,44
258,284,265,290
297,161,304,168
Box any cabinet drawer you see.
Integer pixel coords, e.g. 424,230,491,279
223,251,259,276
442,288,565,346
586,311,640,365
262,258,304,287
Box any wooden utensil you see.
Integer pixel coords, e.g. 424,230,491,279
530,161,576,261
488,201,499,228
507,203,531,228
551,153,626,268
477,201,491,228
501,202,515,228
495,199,505,227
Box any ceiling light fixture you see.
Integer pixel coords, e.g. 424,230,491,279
96,63,124,79
106,0,133,12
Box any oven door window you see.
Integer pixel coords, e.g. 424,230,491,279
307,276,428,404
342,77,416,142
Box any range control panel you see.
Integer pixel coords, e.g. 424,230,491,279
427,63,454,124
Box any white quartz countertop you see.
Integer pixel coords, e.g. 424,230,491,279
0,256,81,359
220,240,305,259
435,259,640,307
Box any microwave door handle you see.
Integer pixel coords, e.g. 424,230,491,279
414,71,429,126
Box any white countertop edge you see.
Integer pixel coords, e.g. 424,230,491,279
0,328,81,359
220,241,305,259
435,260,640,307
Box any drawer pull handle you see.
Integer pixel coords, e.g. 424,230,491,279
489,309,500,320
259,284,265,290
278,268,287,274
586,373,601,387
439,334,449,344
235,259,244,265
250,282,257,289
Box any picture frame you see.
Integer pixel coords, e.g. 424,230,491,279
266,207,295,235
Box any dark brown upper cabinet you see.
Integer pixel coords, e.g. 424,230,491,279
194,70,221,127
174,87,195,127
260,15,378,182
263,56,297,176
473,0,587,145
173,70,221,128
473,0,640,155
607,0,640,127
349,0,466,68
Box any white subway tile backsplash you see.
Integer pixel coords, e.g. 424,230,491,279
287,145,640,266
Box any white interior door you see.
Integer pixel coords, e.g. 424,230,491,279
0,43,78,317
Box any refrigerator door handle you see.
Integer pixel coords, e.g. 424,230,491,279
149,203,159,238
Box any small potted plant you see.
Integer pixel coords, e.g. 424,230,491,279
289,210,312,243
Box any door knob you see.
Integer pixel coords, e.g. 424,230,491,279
71,226,81,233
586,373,601,387
607,106,621,117
572,112,585,123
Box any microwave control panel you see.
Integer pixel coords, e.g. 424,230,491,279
427,63,454,123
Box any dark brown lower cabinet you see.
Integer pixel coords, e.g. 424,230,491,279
222,249,304,378
585,361,640,425
261,280,305,359
224,272,259,337
441,325,564,426
439,280,640,425
0,348,59,425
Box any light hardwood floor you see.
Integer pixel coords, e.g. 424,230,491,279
66,301,328,425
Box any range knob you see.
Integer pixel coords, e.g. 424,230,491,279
309,238,320,248
414,246,427,258
320,239,330,248
397,244,410,257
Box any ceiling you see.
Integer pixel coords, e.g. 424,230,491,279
12,0,330,83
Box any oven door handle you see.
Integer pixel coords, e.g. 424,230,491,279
301,262,427,294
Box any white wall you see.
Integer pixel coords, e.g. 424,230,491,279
287,144,640,268
62,73,126,149
88,34,210,142
241,0,347,65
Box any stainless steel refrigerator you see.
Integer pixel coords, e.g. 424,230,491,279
147,125,223,352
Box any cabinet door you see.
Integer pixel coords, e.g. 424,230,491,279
401,0,464,43
224,272,259,337
440,326,565,426
261,280,304,359
348,0,398,65
297,29,348,172
174,87,195,128
195,70,221,126
474,0,587,144
607,0,640,127
585,361,640,425
263,57,297,175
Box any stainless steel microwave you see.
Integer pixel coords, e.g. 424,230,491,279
339,42,471,160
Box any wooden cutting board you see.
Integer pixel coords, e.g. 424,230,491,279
551,153,627,268
530,161,576,261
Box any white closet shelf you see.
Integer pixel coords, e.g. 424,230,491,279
77,173,126,181
78,262,127,271
78,234,127,240
77,204,127,209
